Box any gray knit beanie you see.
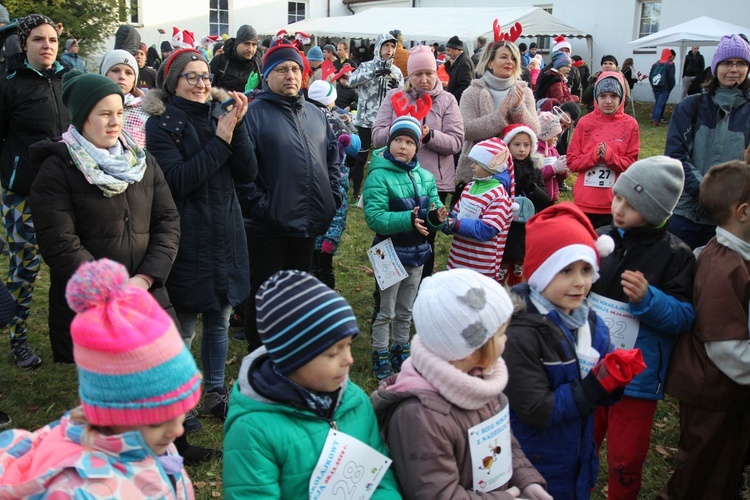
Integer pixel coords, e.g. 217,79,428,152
156,48,208,95
612,156,685,226
236,25,258,44
0,4,9,24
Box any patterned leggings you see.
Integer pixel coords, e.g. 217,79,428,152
1,189,41,346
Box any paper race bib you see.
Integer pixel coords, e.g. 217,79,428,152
589,292,641,350
309,429,392,500
367,238,408,291
468,406,513,493
457,198,483,221
583,166,616,188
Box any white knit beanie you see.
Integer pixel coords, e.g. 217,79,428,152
413,269,514,361
99,50,139,80
308,80,337,106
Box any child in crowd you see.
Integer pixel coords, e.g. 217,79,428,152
363,114,445,380
306,80,361,289
499,125,549,286
661,161,750,499
443,138,514,282
568,72,639,229
537,111,568,204
371,268,552,499
99,49,149,148
503,203,642,500
528,55,542,89
0,259,200,498
223,270,401,498
592,157,695,499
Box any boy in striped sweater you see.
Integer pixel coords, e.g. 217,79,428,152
443,138,514,281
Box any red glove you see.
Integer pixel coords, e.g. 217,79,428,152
591,348,647,392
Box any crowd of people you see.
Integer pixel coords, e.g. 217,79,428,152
0,5,749,498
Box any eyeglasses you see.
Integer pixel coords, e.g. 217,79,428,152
180,72,214,86
273,65,302,75
719,60,749,70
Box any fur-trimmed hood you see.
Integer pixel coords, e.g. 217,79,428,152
141,87,231,116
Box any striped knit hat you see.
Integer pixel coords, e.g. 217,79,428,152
256,270,359,375
388,115,422,148
66,259,201,427
468,137,511,174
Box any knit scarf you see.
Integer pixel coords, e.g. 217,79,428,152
529,285,589,330
409,335,508,410
62,125,147,198
482,71,514,108
383,148,418,171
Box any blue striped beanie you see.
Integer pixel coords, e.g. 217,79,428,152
256,270,359,375
388,115,422,148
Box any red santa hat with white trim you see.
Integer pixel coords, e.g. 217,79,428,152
552,35,571,53
524,202,614,292
502,124,538,157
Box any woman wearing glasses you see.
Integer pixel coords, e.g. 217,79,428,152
143,48,257,423
666,34,750,249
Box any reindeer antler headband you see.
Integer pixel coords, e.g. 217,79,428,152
493,20,523,43
391,91,432,121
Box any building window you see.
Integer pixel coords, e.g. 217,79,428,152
288,2,305,24
210,0,229,37
118,0,140,25
638,0,661,38
535,5,552,52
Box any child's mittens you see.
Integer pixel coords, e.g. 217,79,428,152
520,483,553,500
552,156,567,174
592,348,647,392
441,212,459,235
321,240,335,255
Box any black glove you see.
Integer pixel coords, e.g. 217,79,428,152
373,68,391,77
441,212,459,235
387,78,399,90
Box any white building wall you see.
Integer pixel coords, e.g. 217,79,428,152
96,0,749,104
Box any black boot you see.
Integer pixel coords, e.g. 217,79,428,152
316,251,335,289
174,434,222,466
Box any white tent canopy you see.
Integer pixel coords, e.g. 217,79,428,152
273,7,591,49
628,16,750,98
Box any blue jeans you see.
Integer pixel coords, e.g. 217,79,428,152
652,89,670,122
177,300,231,391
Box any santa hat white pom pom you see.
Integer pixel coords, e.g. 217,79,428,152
596,234,615,257
511,202,520,215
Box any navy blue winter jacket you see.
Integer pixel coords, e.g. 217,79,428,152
504,284,616,500
238,87,340,238
144,89,257,312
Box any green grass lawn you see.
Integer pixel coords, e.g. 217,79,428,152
0,100,681,499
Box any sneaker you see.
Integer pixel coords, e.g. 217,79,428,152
390,343,410,373
559,183,571,192
229,311,245,329
202,387,229,420
0,411,11,430
11,341,42,370
183,408,202,434
372,350,393,380
232,330,247,341
513,263,524,278
498,265,509,283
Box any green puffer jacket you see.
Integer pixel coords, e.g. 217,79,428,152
223,349,402,499
363,148,443,267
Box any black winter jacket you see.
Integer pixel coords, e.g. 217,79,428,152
209,38,262,92
144,88,257,312
0,54,69,194
504,155,548,261
238,87,340,238
445,51,473,103
28,139,180,358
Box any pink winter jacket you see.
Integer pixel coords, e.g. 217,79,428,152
537,142,569,203
372,83,464,193
0,414,195,499
568,71,640,214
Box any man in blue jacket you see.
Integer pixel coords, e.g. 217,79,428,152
240,38,341,352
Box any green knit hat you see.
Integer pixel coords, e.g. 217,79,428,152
62,71,124,132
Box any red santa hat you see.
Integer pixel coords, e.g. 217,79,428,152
552,35,571,53
502,124,538,158
524,202,614,292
